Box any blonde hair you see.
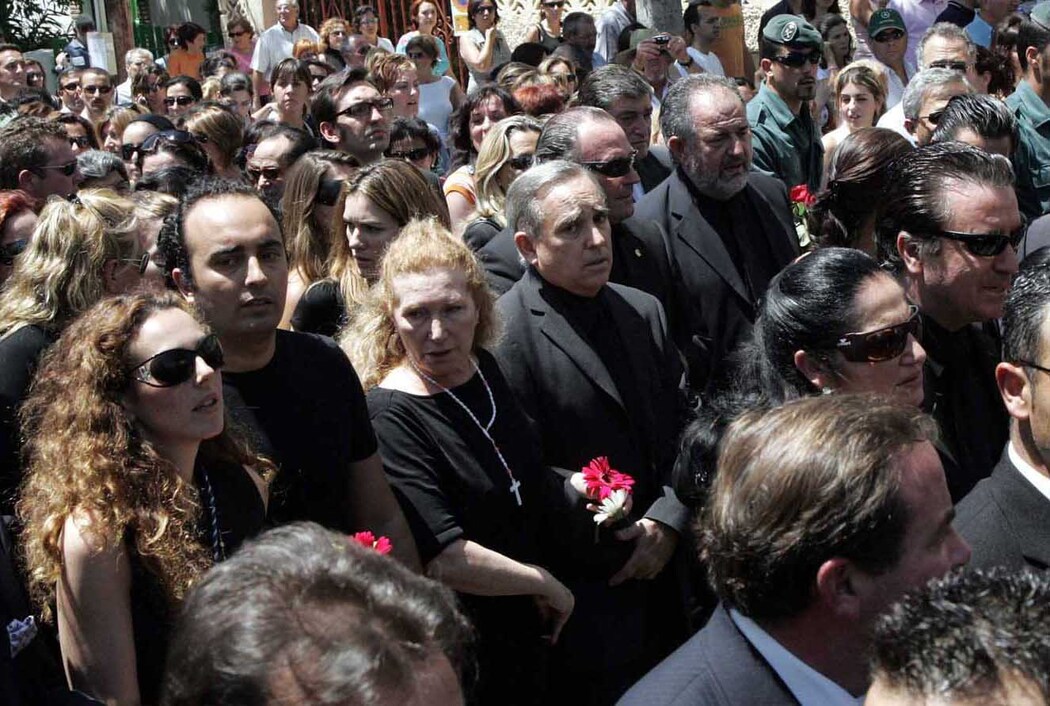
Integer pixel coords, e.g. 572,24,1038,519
471,115,542,226
836,61,889,123
0,188,139,338
340,218,497,389
330,159,450,309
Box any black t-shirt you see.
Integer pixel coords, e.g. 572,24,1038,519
222,330,377,532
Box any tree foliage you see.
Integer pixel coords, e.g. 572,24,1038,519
0,0,75,51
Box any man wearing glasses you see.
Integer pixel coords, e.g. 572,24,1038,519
878,142,1020,501
311,67,391,164
79,67,114,124
1007,5,1050,220
747,15,824,193
251,0,318,108
0,117,81,201
635,74,797,391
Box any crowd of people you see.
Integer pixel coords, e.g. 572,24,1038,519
2,0,1050,703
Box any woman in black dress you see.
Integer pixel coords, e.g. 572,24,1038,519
343,218,574,705
19,292,273,705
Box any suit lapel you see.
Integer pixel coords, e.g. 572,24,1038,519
667,174,751,302
523,272,625,409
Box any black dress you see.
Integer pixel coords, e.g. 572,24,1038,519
128,459,265,705
366,349,564,706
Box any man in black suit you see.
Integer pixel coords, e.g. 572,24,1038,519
494,160,690,705
577,64,672,194
877,143,1019,501
631,74,798,391
620,395,972,705
478,107,674,319
955,250,1050,570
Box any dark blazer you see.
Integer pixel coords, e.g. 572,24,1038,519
478,219,676,316
630,171,798,391
617,604,799,706
637,146,673,193
954,449,1050,571
494,270,690,686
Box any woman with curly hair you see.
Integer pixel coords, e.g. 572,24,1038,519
19,292,273,705
279,149,360,328
0,190,144,512
461,115,541,250
291,159,449,337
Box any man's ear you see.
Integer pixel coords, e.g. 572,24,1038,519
897,232,924,275
172,268,194,300
997,361,1031,422
815,557,862,620
514,231,538,266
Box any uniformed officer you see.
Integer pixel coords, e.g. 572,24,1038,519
747,14,824,192
1006,2,1050,219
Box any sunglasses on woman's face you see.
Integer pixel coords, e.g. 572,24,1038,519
130,333,225,387
834,305,922,363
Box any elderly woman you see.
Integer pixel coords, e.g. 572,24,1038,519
0,190,145,511
291,159,448,337
19,292,273,705
459,0,512,93
0,190,37,287
342,218,573,705
180,102,245,179
461,115,541,251
76,149,131,192
279,150,360,328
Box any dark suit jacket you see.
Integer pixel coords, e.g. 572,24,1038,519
494,270,690,679
630,171,798,391
478,219,676,318
637,146,673,193
954,449,1050,571
617,604,799,706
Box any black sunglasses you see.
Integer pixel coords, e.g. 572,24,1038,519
0,239,28,266
834,305,922,363
933,221,1027,257
772,51,821,68
872,28,905,43
164,95,196,107
316,177,345,206
129,333,225,387
579,149,637,178
140,130,197,153
508,153,534,170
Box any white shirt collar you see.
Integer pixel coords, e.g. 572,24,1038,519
1007,442,1050,503
729,609,865,706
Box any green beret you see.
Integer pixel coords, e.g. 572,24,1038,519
762,14,821,49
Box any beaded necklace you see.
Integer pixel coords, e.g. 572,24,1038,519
408,358,523,507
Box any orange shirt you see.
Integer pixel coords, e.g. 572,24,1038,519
708,2,746,79
167,48,204,80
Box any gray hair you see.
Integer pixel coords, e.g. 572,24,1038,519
533,106,613,164
505,160,602,238
659,73,743,149
576,64,653,111
76,149,128,181
124,47,154,65
917,22,977,69
901,67,971,121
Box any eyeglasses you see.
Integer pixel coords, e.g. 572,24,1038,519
0,239,28,267
120,252,151,276
931,221,1027,257
34,161,78,177
508,153,534,170
335,96,394,120
388,146,432,161
928,59,970,72
140,129,197,153
579,149,637,177
69,135,92,148
834,305,922,363
164,95,196,107
772,51,821,68
872,28,905,43
247,165,283,183
316,177,345,206
129,333,225,387
82,84,112,95
229,30,249,38
61,82,80,92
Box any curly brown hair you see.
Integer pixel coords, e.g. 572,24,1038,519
19,292,275,619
